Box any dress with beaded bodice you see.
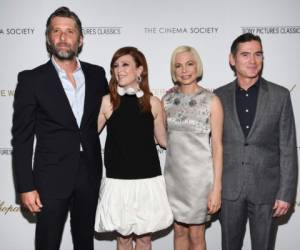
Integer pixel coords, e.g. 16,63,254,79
163,88,214,224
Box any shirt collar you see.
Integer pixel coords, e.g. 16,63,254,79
51,56,82,75
236,78,260,92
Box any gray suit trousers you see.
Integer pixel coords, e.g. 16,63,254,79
220,185,277,250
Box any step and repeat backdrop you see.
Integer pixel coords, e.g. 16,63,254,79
1,0,299,249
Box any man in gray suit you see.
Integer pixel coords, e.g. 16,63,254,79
215,33,298,250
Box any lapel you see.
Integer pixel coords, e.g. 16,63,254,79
226,80,245,138
45,61,78,128
80,62,93,129
247,78,269,138
45,60,97,130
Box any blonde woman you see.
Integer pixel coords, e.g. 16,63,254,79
162,46,223,250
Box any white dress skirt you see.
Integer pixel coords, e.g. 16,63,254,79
94,175,174,236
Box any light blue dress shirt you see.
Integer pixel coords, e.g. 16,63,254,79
51,57,85,128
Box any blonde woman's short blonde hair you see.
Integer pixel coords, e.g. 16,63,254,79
170,45,203,83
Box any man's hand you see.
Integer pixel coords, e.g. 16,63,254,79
273,199,290,217
20,190,43,213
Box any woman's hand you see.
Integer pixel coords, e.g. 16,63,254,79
207,188,221,214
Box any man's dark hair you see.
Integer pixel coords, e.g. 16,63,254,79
230,33,262,56
45,6,83,54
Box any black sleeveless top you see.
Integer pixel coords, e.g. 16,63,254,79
104,95,162,179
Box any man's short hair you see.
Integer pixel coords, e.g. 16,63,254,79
231,33,262,56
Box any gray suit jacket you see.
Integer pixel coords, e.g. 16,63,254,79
215,78,298,204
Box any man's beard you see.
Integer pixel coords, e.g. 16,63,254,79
48,42,78,60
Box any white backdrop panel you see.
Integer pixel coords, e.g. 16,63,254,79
0,0,299,249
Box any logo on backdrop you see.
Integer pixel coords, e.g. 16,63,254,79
82,26,122,35
241,26,300,35
144,26,219,34
0,28,34,36
0,148,12,156
0,89,14,97
0,201,21,215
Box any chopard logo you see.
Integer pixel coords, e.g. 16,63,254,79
0,201,21,215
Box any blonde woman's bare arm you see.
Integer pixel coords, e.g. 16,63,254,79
208,95,224,214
